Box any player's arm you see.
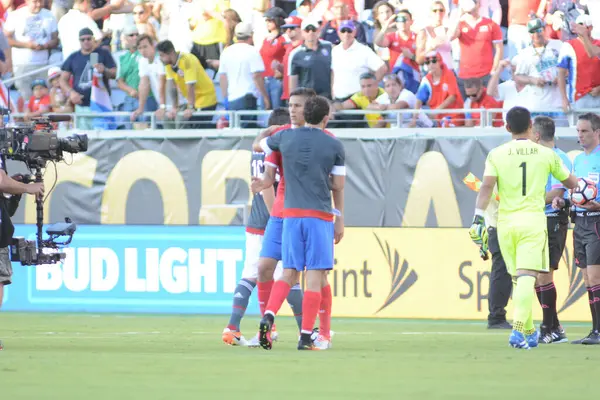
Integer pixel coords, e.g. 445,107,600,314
475,175,497,214
331,142,346,244
252,126,282,153
546,188,565,204
552,155,577,190
251,159,277,194
262,185,275,213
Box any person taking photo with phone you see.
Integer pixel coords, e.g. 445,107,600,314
59,27,116,129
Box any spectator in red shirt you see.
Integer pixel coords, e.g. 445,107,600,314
279,16,303,104
450,0,503,97
25,78,50,120
411,52,465,127
313,0,359,21
464,77,503,127
260,7,288,110
374,9,420,93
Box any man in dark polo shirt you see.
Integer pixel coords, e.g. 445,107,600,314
288,18,333,99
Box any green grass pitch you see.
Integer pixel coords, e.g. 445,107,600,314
0,313,597,399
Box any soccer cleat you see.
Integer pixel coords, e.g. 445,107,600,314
314,334,332,350
550,327,568,344
271,325,279,342
297,336,317,351
538,324,553,344
571,330,594,344
258,314,274,350
246,333,260,348
526,330,539,348
487,321,513,330
222,328,247,346
508,330,530,349
582,331,600,345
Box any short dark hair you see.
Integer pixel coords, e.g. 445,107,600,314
137,34,153,48
359,72,377,81
506,106,532,134
268,108,291,126
289,87,317,99
464,78,482,90
578,113,600,131
533,116,555,142
156,40,175,54
303,96,330,125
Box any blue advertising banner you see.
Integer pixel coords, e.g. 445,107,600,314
3,225,255,314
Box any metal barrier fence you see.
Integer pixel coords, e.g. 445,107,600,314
9,108,598,130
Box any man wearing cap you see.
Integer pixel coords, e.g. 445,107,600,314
289,18,333,99
60,27,116,129
4,0,59,100
156,39,217,129
117,25,142,116
557,14,600,111
332,20,386,102
514,18,564,122
58,0,103,60
219,22,270,128
320,0,367,45
280,16,304,105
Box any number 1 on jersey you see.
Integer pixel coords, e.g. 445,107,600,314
519,162,526,196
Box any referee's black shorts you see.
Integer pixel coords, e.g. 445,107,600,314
574,212,600,268
547,212,569,270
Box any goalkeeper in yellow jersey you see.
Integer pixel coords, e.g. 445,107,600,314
469,107,578,350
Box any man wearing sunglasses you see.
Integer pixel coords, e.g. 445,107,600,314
464,77,503,127
557,14,600,113
289,18,333,99
514,18,564,123
59,27,116,129
331,20,386,109
280,16,304,105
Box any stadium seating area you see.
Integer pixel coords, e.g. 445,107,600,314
0,0,599,129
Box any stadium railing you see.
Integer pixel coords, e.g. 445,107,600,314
9,108,597,130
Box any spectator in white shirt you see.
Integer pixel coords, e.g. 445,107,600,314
4,0,59,100
416,1,454,69
487,57,529,121
514,18,565,122
58,0,103,60
332,20,386,102
371,73,433,127
130,34,162,122
219,21,270,128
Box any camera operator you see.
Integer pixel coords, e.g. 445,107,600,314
0,161,44,315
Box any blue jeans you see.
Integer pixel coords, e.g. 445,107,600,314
265,77,282,110
229,93,258,128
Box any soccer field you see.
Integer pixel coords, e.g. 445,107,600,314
0,313,595,399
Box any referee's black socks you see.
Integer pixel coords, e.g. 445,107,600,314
536,283,559,330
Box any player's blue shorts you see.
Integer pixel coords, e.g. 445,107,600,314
259,217,283,260
282,217,334,271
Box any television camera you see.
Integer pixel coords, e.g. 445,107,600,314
0,111,87,266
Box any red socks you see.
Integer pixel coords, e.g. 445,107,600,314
265,280,291,316
301,290,322,334
257,280,274,316
319,284,332,337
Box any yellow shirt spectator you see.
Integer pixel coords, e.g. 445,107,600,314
165,53,217,110
350,87,386,128
190,0,229,45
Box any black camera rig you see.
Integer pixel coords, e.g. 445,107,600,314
0,110,88,266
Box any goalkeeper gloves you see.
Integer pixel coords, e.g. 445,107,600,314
469,214,489,260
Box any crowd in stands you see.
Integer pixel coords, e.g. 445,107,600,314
0,0,599,129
